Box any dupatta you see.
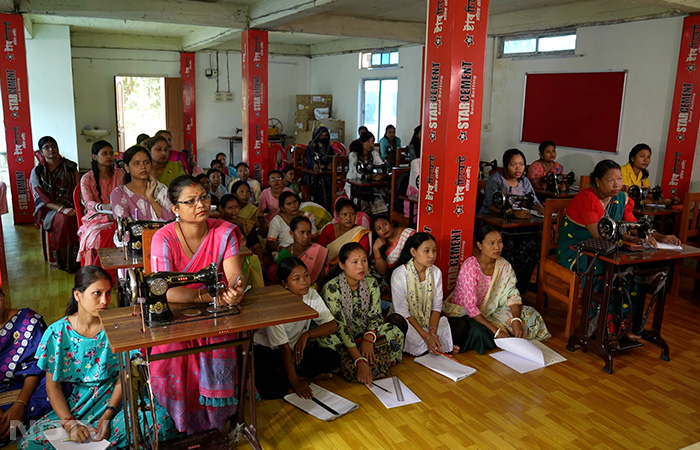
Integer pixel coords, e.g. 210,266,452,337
327,225,370,264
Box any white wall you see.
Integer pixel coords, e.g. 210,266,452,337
71,47,309,169
309,46,423,146
26,24,79,163
481,16,684,185
195,52,310,166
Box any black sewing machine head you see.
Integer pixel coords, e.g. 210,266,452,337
479,160,498,180
124,263,226,326
357,160,392,180
116,218,171,258
312,150,334,169
628,185,662,206
492,191,535,218
544,171,576,193
597,216,652,243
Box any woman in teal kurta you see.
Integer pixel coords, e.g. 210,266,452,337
19,266,179,449
317,243,403,384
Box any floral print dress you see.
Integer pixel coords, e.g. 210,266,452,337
19,317,179,449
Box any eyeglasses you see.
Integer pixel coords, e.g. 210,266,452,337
176,194,211,207
269,177,283,182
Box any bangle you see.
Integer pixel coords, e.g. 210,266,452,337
305,330,312,340
364,331,377,342
423,333,431,341
61,416,77,428
198,289,204,303
68,422,83,434
15,399,27,407
105,406,118,415
428,326,436,331
354,356,368,367
494,328,501,338
510,317,522,324
57,206,64,214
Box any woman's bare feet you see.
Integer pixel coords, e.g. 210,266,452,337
452,345,460,354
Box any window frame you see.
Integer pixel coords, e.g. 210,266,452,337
360,50,400,69
360,77,399,140
499,31,577,58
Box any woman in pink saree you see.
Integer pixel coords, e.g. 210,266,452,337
149,175,246,434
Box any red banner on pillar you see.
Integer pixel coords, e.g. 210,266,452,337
419,0,489,291
661,15,700,202
0,14,34,224
181,52,197,158
241,29,269,183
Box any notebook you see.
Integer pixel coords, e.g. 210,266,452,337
490,338,566,374
284,383,359,421
44,427,110,450
414,353,477,381
368,376,421,409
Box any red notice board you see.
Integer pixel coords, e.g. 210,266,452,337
521,71,626,153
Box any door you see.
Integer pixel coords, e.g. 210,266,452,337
165,77,184,151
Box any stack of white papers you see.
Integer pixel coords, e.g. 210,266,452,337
284,383,358,421
414,353,477,381
44,427,110,450
368,376,421,409
655,242,683,251
490,338,566,374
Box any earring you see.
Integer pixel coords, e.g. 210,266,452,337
175,213,181,223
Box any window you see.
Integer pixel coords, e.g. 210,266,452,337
360,50,399,69
501,32,576,57
362,79,398,140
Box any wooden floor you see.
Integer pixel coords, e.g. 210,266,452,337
2,212,700,450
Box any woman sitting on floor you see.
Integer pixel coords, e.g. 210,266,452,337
389,233,457,355
110,145,174,222
254,257,340,399
231,180,261,239
0,287,56,447
30,136,80,273
148,175,246,435
218,194,264,288
317,243,404,385
267,192,318,254
77,140,124,267
443,224,550,352
318,198,370,266
258,170,294,228
277,216,329,288
18,266,179,449
371,214,415,276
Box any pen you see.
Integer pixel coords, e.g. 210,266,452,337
311,397,339,416
371,382,392,394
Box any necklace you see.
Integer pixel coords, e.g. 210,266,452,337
179,223,208,255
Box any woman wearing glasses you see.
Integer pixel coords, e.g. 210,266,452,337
258,170,294,228
148,175,246,434
109,145,174,222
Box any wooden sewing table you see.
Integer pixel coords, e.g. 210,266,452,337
566,244,700,374
101,285,317,449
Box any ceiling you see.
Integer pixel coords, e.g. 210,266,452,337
7,0,700,56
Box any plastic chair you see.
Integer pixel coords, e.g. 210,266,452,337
73,185,84,229
331,142,347,156
536,198,580,337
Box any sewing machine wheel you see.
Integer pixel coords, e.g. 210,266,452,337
131,223,144,237
628,185,642,203
492,192,506,209
597,216,617,241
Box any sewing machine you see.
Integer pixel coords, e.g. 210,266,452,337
628,185,663,207
597,216,653,244
479,159,498,180
123,263,233,326
116,218,171,258
356,160,392,180
544,171,576,194
492,191,535,218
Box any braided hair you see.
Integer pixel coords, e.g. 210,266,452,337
90,140,113,201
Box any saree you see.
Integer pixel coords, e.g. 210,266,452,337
77,169,124,266
382,228,415,269
0,309,53,447
30,152,79,271
238,203,259,236
444,256,550,341
149,219,243,434
19,318,179,449
557,189,638,338
277,243,329,285
110,183,174,222
322,225,370,265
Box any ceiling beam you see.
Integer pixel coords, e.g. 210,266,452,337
488,0,685,36
309,38,409,56
70,31,182,51
630,0,700,13
182,28,243,52
249,0,343,29
271,14,424,44
23,14,32,38
211,40,312,57
18,0,248,29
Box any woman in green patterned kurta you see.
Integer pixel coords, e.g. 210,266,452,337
317,243,403,384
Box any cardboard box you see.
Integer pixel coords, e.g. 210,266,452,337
296,95,332,107
294,130,314,145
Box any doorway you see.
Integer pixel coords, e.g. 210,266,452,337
114,76,183,152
